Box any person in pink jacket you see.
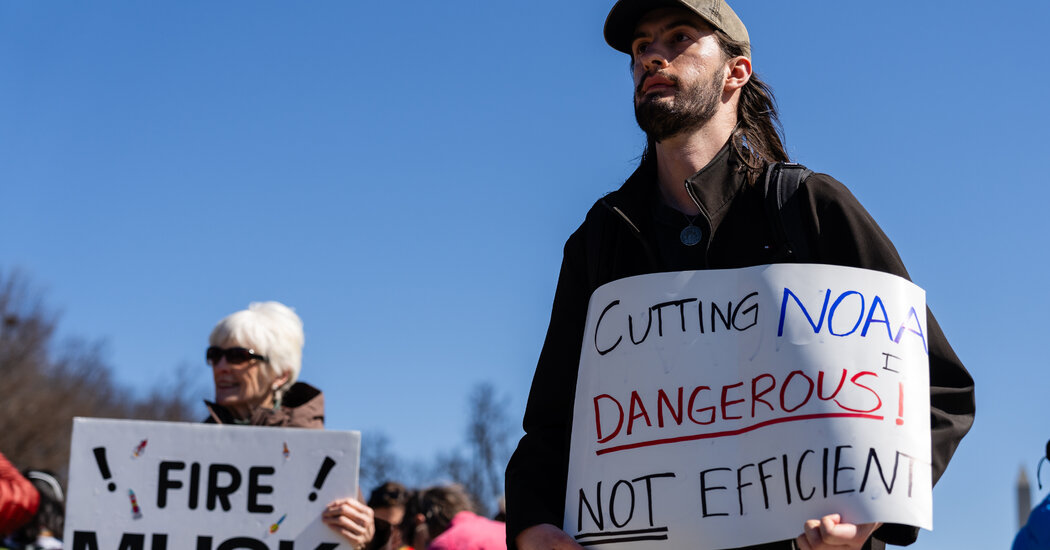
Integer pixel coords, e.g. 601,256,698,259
400,485,505,550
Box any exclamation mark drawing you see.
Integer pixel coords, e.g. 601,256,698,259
308,457,336,501
93,447,117,492
896,382,905,426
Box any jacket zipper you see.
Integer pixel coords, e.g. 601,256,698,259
684,179,705,215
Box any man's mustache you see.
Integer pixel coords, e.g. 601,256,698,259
636,71,679,96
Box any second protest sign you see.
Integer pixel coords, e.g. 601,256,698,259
563,264,932,549
65,418,360,550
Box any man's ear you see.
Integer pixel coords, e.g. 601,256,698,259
723,55,752,93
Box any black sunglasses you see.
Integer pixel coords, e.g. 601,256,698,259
206,346,268,366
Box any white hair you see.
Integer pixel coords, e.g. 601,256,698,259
209,301,304,395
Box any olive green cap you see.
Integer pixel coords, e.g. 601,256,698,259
604,0,750,58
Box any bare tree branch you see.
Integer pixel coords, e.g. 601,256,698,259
0,269,203,481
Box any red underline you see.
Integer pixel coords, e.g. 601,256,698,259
595,413,884,456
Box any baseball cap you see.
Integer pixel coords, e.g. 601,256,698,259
604,0,750,58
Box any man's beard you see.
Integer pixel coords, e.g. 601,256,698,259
634,69,723,142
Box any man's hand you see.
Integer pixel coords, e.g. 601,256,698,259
322,497,375,550
516,524,585,550
795,514,881,550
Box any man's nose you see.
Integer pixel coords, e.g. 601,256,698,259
638,45,670,72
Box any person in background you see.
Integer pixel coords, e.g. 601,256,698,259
204,301,321,428
203,301,375,550
1014,441,1050,550
0,453,38,541
368,482,411,550
4,470,63,550
401,485,505,550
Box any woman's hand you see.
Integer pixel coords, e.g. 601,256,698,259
322,497,375,550
795,514,881,550
516,524,585,550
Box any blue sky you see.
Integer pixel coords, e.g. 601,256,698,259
2,1,1049,548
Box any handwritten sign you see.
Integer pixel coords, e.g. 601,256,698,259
64,418,359,550
563,264,932,549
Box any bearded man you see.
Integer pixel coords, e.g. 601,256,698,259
505,1,975,549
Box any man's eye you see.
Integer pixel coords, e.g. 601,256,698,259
674,33,690,42
634,42,649,54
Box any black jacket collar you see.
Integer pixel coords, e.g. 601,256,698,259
602,140,748,234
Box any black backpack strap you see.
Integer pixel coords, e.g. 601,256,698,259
763,162,814,262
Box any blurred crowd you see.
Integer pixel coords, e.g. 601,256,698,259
0,301,506,550
367,481,505,550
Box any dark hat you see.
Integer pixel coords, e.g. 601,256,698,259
604,0,750,58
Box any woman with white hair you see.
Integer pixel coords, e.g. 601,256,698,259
204,301,318,427
204,301,376,549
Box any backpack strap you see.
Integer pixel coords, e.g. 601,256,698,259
763,162,814,262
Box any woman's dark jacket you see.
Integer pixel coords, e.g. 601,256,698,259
505,146,976,550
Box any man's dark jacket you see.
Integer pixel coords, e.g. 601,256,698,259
505,145,975,550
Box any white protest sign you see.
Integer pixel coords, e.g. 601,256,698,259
64,418,359,550
563,264,932,550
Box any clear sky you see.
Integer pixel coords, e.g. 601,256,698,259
2,1,1048,548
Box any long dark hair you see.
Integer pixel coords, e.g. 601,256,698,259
640,31,789,185
401,484,474,543
719,31,789,183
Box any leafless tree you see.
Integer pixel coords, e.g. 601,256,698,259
426,382,512,516
359,431,403,495
465,382,511,515
0,269,201,481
